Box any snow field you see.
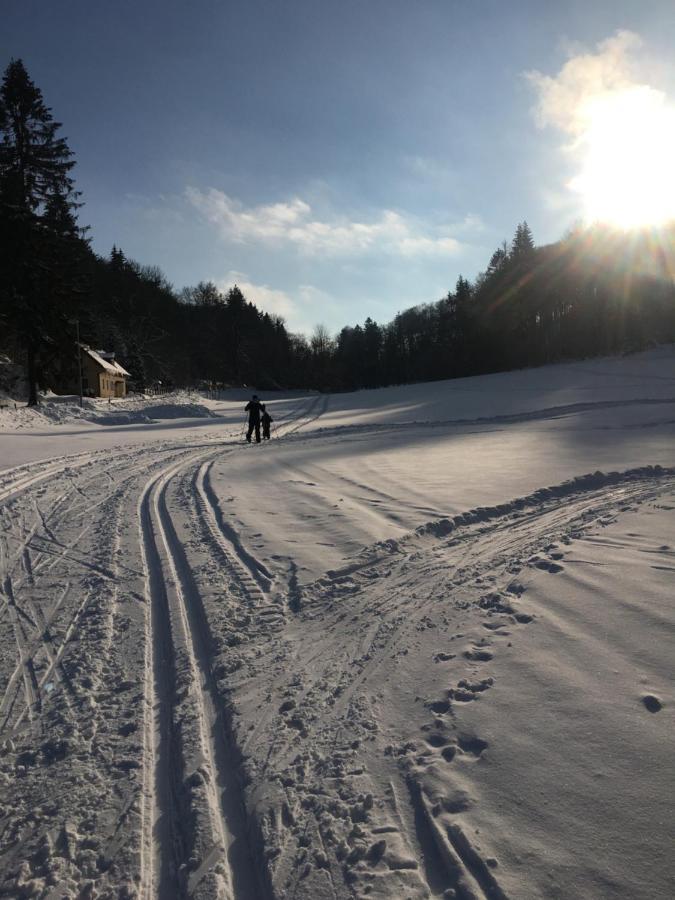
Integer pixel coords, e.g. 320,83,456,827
0,349,673,899
0,396,334,898
0,391,221,431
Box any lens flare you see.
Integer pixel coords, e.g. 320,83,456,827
570,86,675,228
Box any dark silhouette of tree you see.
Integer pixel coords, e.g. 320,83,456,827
362,317,382,387
0,60,76,211
510,221,535,260
483,241,509,282
2,61,672,402
225,285,247,380
0,59,83,404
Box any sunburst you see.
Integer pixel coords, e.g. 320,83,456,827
570,86,675,228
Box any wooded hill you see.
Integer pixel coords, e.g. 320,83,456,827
1,59,674,403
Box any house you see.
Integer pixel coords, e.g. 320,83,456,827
79,345,130,398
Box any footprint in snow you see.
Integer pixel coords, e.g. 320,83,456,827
642,694,662,713
426,732,489,765
482,621,508,631
457,733,489,757
449,677,494,703
506,581,526,595
533,559,564,574
463,647,493,662
426,698,451,715
425,732,449,748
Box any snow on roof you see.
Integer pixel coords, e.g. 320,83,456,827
80,345,130,377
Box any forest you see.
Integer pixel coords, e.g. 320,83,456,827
2,58,674,403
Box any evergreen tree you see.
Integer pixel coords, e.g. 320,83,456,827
42,189,84,239
225,285,246,380
511,221,535,259
0,59,76,210
486,241,509,278
0,59,83,404
109,245,129,271
362,317,382,387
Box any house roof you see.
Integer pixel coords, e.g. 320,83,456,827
80,345,131,377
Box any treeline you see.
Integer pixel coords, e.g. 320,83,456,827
81,253,296,391
326,221,675,390
1,59,674,404
0,59,296,400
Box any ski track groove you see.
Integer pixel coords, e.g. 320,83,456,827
10,588,93,735
138,464,182,900
195,460,271,599
134,398,329,897
137,447,261,899
156,459,261,899
152,456,233,899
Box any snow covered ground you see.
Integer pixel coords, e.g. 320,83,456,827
0,391,221,432
0,347,673,899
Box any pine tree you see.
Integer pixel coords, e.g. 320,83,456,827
225,285,247,380
486,241,509,277
0,59,77,213
42,190,82,239
511,221,535,259
0,59,83,405
109,245,128,271
362,317,382,387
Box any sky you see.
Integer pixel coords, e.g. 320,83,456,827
3,0,675,334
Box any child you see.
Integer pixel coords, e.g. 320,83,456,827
261,404,273,440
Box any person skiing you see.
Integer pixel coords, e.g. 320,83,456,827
244,394,263,443
261,404,273,440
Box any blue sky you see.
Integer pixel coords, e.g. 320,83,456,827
3,1,675,333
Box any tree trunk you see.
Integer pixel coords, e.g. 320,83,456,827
232,326,240,380
26,342,38,406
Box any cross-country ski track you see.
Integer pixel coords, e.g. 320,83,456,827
0,350,674,899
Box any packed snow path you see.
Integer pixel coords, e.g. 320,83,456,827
0,351,674,899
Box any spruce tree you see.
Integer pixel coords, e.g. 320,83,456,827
0,59,83,405
486,241,509,278
511,221,535,259
225,286,247,380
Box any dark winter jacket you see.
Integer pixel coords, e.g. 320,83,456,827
245,400,263,423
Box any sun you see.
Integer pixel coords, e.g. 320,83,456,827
569,86,675,229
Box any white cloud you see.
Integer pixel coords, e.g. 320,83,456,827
525,31,675,227
398,235,460,255
215,272,331,334
186,187,468,257
525,30,643,139
463,212,486,231
217,273,296,321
